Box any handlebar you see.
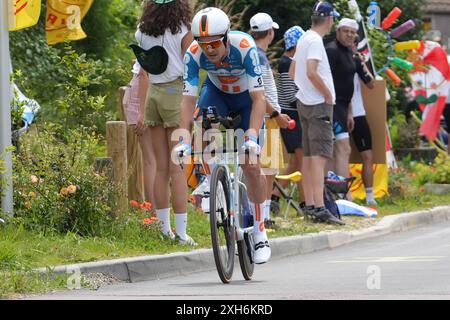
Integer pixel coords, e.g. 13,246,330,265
201,107,241,130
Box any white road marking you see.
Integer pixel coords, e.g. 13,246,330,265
328,256,446,263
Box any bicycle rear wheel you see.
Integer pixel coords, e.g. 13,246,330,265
210,165,235,283
236,170,254,280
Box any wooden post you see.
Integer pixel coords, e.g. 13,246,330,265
118,87,145,203
107,121,128,216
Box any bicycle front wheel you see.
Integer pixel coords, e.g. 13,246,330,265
210,165,235,283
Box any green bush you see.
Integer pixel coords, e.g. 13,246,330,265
12,125,116,236
409,153,450,186
411,162,434,186
46,46,112,134
430,153,450,184
388,110,420,148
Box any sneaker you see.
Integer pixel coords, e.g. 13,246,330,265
162,230,176,240
301,204,316,220
313,207,345,225
253,237,271,264
192,178,209,196
366,199,378,207
175,234,198,246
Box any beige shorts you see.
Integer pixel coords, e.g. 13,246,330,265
260,118,285,173
297,101,333,158
145,77,183,128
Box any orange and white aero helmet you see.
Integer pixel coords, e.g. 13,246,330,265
192,7,230,38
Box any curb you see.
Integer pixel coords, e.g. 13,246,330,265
37,205,450,283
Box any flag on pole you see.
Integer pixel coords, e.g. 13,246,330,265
410,41,450,140
8,0,42,31
45,0,94,45
350,164,389,200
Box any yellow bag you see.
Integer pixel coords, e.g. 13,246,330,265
186,157,206,189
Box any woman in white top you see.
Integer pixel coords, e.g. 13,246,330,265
134,0,195,245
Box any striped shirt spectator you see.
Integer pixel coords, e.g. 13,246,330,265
257,47,281,112
277,55,298,110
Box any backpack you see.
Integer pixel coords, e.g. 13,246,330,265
129,44,169,75
324,184,341,219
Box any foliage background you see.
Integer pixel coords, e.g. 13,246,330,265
9,0,142,134
9,0,426,128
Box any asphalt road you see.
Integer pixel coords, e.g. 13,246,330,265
32,219,450,300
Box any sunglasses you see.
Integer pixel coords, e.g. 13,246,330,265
197,37,225,50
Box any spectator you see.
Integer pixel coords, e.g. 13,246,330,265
249,13,291,227
325,18,372,198
123,61,156,206
134,0,195,245
271,26,306,214
289,1,344,225
350,35,376,206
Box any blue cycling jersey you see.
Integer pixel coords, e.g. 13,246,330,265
183,31,265,96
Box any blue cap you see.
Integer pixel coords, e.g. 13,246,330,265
312,1,340,17
284,26,305,50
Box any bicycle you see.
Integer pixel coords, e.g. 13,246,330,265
178,107,255,283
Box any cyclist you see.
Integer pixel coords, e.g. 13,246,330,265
175,7,271,264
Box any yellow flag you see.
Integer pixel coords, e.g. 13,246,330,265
349,163,389,200
45,0,94,45
8,0,42,31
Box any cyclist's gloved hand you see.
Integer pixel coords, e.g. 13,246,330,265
242,135,261,156
174,140,192,160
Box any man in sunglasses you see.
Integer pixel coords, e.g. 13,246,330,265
176,7,271,264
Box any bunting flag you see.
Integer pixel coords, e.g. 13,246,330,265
8,0,42,31
410,41,450,140
45,0,94,45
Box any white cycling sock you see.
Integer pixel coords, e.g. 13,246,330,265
366,187,375,202
265,200,271,220
156,208,171,235
249,201,267,242
174,212,188,240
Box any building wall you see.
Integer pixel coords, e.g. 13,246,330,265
427,13,450,52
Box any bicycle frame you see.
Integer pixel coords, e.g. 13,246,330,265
194,142,253,242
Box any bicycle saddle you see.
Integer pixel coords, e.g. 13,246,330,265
275,171,302,182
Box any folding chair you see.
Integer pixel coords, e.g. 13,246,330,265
272,171,303,219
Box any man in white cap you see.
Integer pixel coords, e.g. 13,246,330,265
249,13,291,228
326,18,373,199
